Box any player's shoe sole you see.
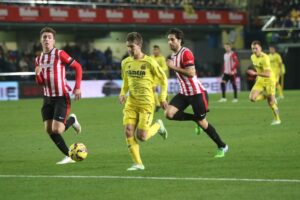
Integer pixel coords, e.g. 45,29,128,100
69,113,81,134
127,164,145,171
56,156,76,165
214,145,228,158
271,120,281,125
157,119,168,139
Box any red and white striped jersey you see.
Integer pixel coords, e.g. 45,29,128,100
223,51,239,74
35,48,82,97
171,47,206,96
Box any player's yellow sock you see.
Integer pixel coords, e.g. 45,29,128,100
277,84,284,97
145,122,160,141
256,93,266,101
126,137,142,164
270,103,280,121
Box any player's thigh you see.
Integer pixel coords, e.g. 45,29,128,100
222,74,230,83
123,106,138,127
265,81,276,96
169,93,189,111
137,107,154,131
229,75,237,85
189,93,208,120
250,81,264,98
53,96,70,124
41,97,54,122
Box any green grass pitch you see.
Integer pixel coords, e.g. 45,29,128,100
0,91,299,200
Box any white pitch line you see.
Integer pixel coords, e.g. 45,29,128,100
0,175,299,183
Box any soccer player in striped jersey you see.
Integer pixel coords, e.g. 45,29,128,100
119,32,168,171
248,41,281,125
35,27,83,164
165,28,228,158
218,43,239,103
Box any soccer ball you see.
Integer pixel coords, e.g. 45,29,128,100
68,143,88,161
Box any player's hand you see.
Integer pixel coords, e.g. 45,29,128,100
119,95,126,104
247,69,257,76
166,59,175,69
160,101,168,110
35,66,42,75
73,89,81,101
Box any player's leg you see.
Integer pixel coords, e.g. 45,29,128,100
266,83,281,125
52,96,75,164
230,75,238,102
62,94,81,134
165,93,194,121
153,86,161,112
218,74,228,102
123,107,144,170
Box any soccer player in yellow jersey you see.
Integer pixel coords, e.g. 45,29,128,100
269,45,284,99
119,32,169,171
151,45,169,112
247,40,281,125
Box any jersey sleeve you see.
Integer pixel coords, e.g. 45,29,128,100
120,60,129,96
182,50,195,68
231,52,239,71
59,50,82,89
151,59,168,102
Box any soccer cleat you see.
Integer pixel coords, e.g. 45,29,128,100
157,119,168,139
271,119,281,125
218,98,227,102
195,125,203,135
127,164,145,171
56,156,76,165
69,113,81,134
214,145,228,158
232,99,238,103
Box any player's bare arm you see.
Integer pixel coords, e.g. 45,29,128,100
166,59,195,77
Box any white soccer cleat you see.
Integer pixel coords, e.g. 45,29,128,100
56,156,76,165
271,119,281,125
218,98,227,102
127,164,145,171
157,119,168,139
69,113,81,134
232,99,238,103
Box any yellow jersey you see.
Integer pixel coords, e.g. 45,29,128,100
251,52,275,82
120,55,168,106
150,55,169,78
268,52,283,75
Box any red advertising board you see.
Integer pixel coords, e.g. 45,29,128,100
0,5,247,25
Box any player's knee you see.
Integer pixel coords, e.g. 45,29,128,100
165,109,175,120
52,127,63,134
249,96,256,102
124,126,134,137
45,127,52,135
136,133,146,142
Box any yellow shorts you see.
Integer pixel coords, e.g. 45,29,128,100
252,78,276,96
123,104,154,131
274,73,280,83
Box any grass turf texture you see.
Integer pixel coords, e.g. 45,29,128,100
0,91,299,200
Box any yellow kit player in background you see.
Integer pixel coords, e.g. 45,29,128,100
151,45,169,112
119,32,169,171
247,40,281,125
268,45,285,99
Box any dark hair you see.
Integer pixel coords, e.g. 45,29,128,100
40,27,56,38
126,32,143,46
153,45,160,49
251,40,261,47
224,42,232,46
167,28,184,45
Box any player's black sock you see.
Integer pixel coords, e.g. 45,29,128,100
171,111,196,121
50,133,69,156
65,116,75,131
204,123,226,148
233,84,237,99
221,82,226,98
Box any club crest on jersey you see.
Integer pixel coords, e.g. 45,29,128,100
141,64,146,70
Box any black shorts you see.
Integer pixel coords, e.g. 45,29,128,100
41,95,71,124
222,73,236,85
169,92,209,120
